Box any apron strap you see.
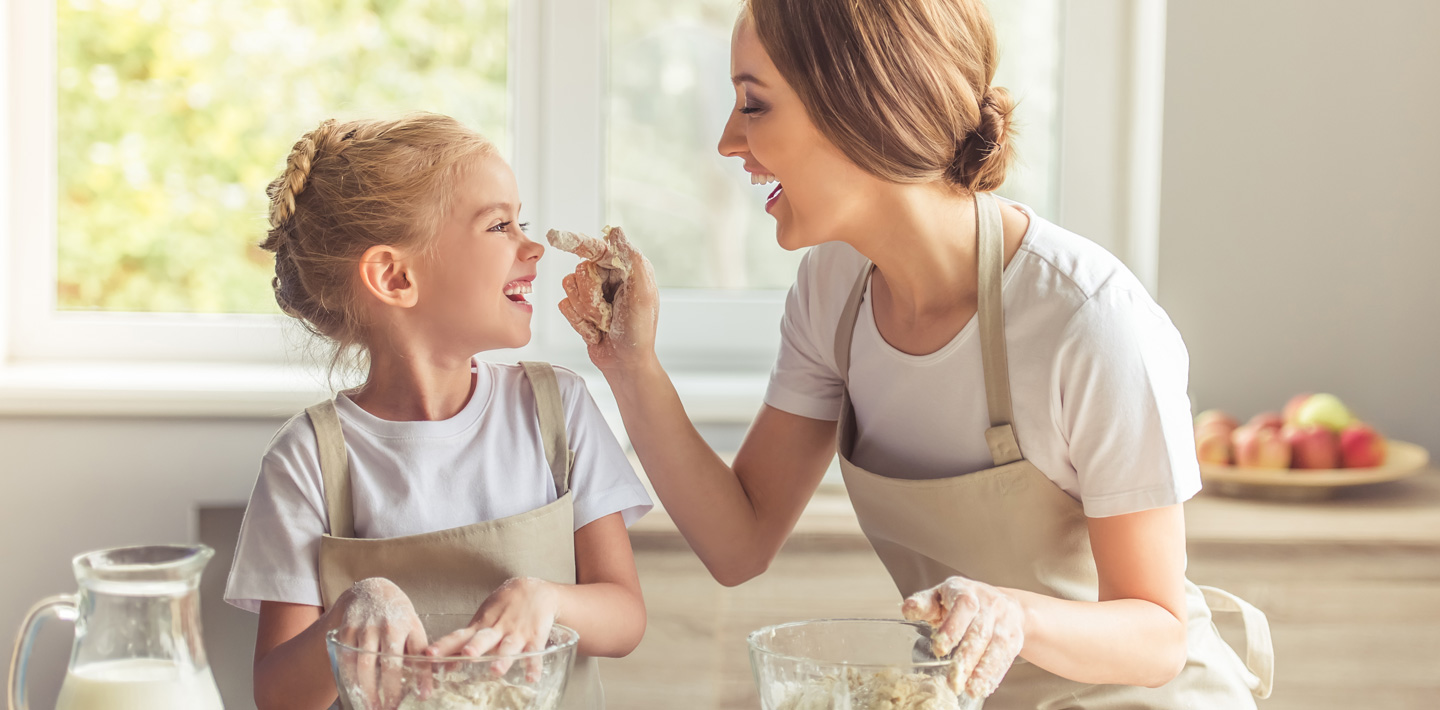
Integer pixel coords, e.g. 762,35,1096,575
833,262,874,385
830,193,1021,466
975,191,1023,466
1199,585,1276,699
520,362,575,497
306,400,355,539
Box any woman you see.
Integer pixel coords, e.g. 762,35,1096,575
558,0,1273,706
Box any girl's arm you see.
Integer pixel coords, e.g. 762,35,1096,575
252,578,426,710
253,602,332,710
558,231,838,587
427,512,647,660
555,511,647,657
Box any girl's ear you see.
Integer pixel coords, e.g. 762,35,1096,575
358,245,419,308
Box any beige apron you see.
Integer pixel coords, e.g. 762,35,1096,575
834,192,1275,709
309,362,602,710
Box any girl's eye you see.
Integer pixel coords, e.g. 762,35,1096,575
488,221,511,232
518,222,530,233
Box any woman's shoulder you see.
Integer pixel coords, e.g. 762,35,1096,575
1014,210,1150,305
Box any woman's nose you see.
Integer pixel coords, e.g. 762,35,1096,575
717,110,748,158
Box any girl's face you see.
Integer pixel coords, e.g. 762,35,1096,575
414,153,542,353
718,16,880,250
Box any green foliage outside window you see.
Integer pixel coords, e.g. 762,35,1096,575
57,0,509,313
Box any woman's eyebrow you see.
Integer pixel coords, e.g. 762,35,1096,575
731,72,768,88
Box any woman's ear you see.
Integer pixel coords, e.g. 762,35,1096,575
358,245,419,308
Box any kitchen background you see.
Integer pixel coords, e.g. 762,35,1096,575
2,0,1437,709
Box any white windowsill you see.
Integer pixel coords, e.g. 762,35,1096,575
0,360,770,423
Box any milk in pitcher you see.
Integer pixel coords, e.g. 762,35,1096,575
55,659,224,710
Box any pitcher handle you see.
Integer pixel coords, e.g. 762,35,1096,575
9,594,78,710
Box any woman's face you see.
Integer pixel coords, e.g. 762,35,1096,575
718,15,879,250
414,153,543,353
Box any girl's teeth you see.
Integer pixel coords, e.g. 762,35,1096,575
503,283,533,296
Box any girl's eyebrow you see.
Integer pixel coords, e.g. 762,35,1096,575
470,202,522,223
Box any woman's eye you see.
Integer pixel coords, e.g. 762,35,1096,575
740,103,767,115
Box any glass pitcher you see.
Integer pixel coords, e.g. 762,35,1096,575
8,544,225,710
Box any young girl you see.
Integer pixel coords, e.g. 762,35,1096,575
224,113,651,710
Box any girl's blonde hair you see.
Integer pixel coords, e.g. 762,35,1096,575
743,0,1016,192
260,113,495,357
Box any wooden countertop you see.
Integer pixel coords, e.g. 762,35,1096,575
627,454,1440,549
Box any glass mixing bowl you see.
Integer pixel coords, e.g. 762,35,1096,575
748,618,983,710
326,625,578,710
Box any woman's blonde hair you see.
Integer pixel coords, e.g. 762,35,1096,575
743,0,1015,192
259,112,495,360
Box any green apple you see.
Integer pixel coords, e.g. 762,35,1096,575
1295,393,1354,432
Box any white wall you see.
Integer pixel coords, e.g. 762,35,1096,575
0,415,281,710
1158,0,1440,452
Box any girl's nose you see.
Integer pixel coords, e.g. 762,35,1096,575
520,235,544,262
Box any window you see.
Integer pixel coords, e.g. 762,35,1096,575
6,0,1165,375
56,0,510,314
606,0,1064,293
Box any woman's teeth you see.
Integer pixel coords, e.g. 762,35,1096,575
504,282,532,301
750,173,779,186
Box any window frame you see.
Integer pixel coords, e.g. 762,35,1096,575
3,0,1167,376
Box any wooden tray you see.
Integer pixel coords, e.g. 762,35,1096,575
1199,440,1431,501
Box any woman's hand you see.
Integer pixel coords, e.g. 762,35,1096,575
326,578,427,709
425,577,560,680
556,227,659,376
902,576,1025,699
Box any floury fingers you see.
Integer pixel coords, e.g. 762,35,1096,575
547,226,634,334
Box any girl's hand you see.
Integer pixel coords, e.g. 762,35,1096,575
326,578,427,709
902,576,1025,699
425,577,561,681
557,228,659,376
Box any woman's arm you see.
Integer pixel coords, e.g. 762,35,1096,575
557,229,837,586
1008,504,1190,687
607,361,837,586
908,504,1190,695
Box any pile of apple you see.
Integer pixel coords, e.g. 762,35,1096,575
1195,393,1387,470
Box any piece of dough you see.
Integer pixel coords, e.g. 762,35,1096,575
773,667,964,710
545,226,633,333
392,679,538,710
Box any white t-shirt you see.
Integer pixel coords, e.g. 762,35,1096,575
225,362,652,613
765,202,1201,518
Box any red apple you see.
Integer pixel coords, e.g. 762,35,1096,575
1195,409,1239,433
1232,423,1291,469
1339,422,1387,468
1284,424,1340,469
1247,412,1285,432
1195,426,1233,465
1282,393,1312,425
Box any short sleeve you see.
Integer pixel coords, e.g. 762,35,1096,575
1057,289,1202,518
223,417,329,613
764,248,848,421
555,368,653,530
